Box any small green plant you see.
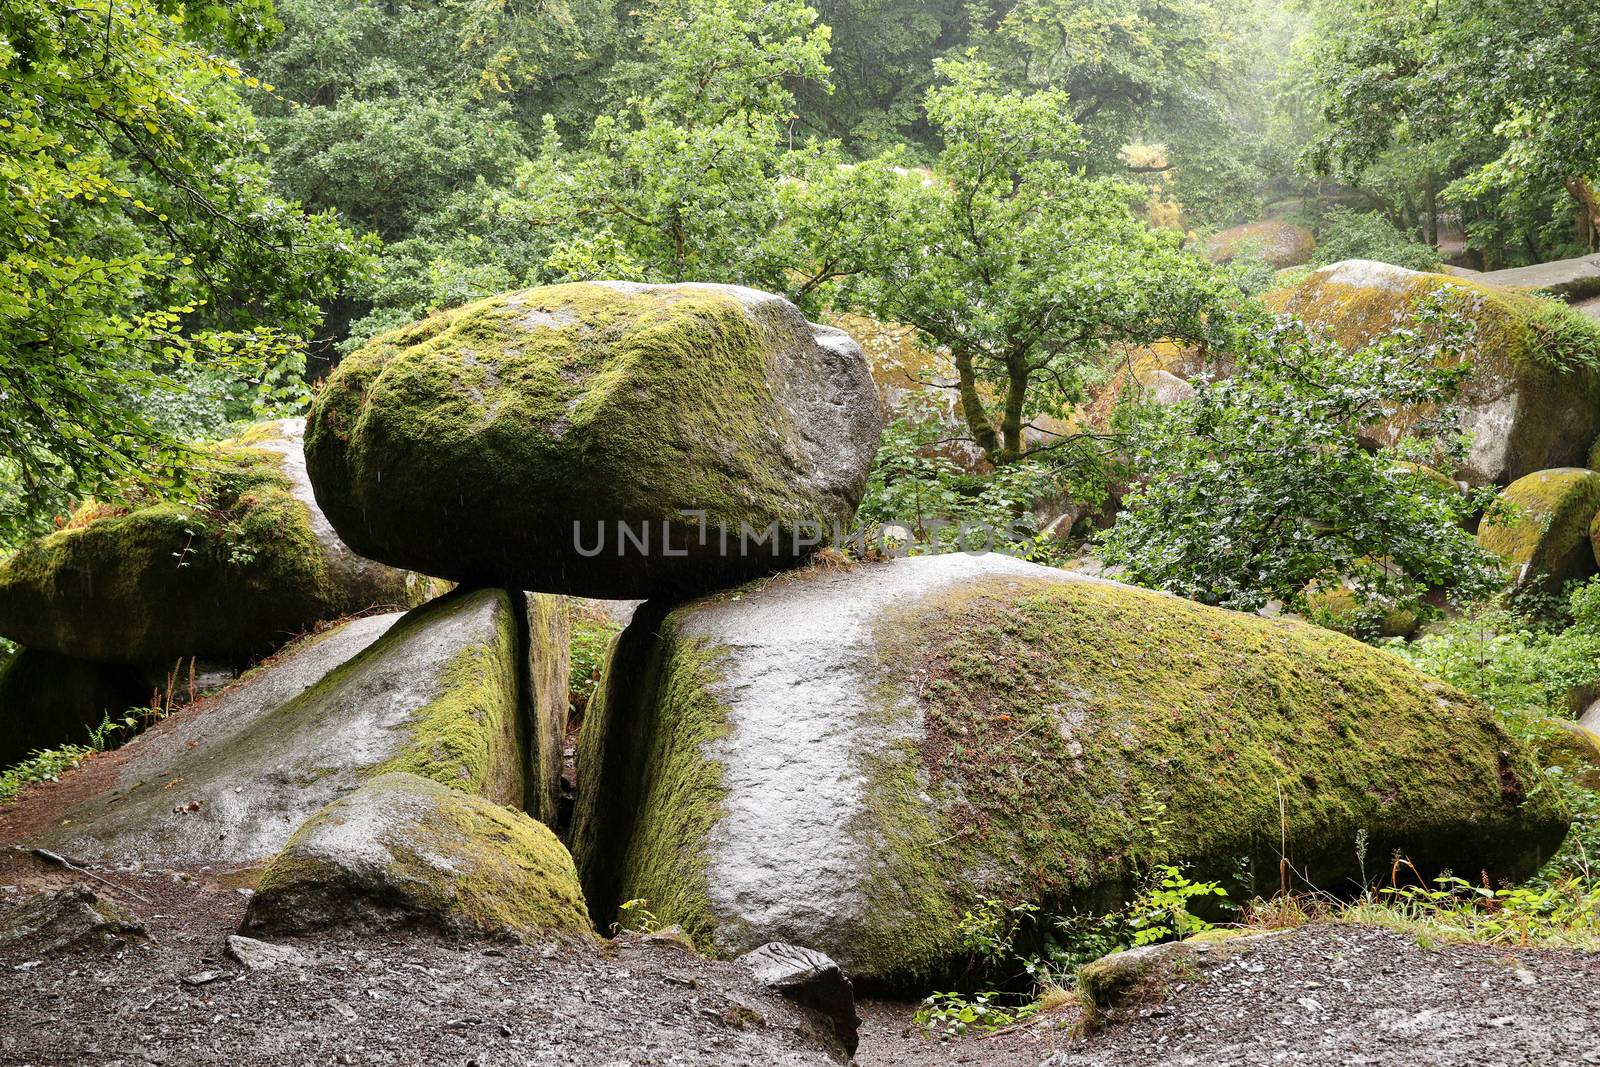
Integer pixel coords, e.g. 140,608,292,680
913,990,1038,1036
1349,872,1600,947
611,897,660,935
86,708,145,752
569,616,621,715
0,746,92,804
1123,864,1230,947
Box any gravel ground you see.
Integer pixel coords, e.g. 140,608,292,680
3,843,1598,1067
1037,923,1600,1067
0,851,844,1066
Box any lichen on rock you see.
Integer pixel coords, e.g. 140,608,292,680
1267,260,1600,486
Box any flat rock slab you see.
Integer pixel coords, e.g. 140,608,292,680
1479,253,1600,301
38,588,531,866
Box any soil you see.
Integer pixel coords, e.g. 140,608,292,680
0,849,845,1066
2,840,1600,1066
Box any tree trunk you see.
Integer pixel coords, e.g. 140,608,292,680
1564,177,1600,253
1423,175,1439,248
954,349,999,461
999,353,1029,462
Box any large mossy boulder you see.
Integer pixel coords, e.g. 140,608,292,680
242,772,591,941
39,587,567,865
1267,260,1600,485
0,419,425,666
305,283,884,599
1478,468,1600,594
1203,221,1316,269
574,554,1566,987
0,648,148,768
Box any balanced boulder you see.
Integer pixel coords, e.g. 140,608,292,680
1267,260,1600,485
0,419,425,666
573,553,1566,987
242,772,591,941
38,587,567,865
305,282,884,599
1478,468,1600,594
0,647,148,767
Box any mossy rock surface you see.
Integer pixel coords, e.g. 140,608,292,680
574,554,1567,988
0,419,425,666
306,283,884,599
1204,221,1316,268
39,587,560,866
1267,260,1600,485
243,772,592,941
1478,468,1600,594
0,648,148,768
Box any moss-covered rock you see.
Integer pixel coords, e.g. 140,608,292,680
0,419,427,666
306,283,884,599
242,772,591,941
574,554,1567,988
1301,583,1419,640
1477,468,1600,595
1204,221,1316,269
1267,260,1600,485
523,593,571,826
38,587,564,866
0,647,148,768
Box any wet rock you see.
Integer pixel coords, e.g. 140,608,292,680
39,587,565,865
738,942,860,1056
305,282,884,599
574,553,1566,986
242,772,592,942
0,885,144,954
1268,260,1600,485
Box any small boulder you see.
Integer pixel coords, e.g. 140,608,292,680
1204,221,1316,269
0,419,427,666
1478,468,1600,594
573,553,1566,986
0,885,144,954
224,934,306,971
0,647,148,768
738,942,860,1056
305,283,884,599
1076,931,1287,1026
1267,260,1600,485
241,772,592,942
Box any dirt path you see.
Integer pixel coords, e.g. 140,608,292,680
3,840,1598,1066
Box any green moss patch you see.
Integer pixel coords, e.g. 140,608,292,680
854,577,1567,981
570,606,730,946
1479,468,1600,594
0,437,332,665
371,590,525,803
